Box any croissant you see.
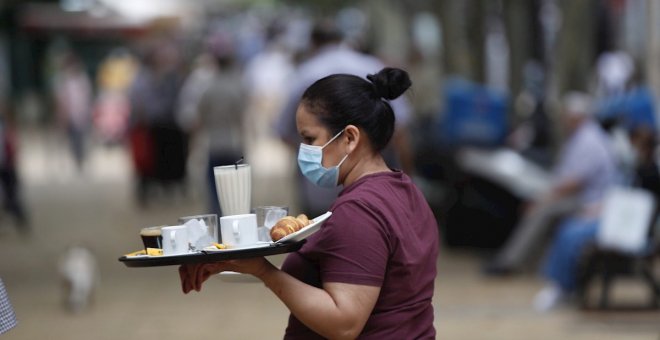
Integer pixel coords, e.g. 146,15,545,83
296,214,310,226
270,214,312,241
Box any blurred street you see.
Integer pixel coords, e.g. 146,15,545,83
0,127,658,340
1,0,660,338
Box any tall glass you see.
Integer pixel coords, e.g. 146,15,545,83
178,214,219,244
255,206,289,228
255,206,289,242
213,164,252,216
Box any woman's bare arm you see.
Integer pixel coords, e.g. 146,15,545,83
258,262,380,339
180,258,380,339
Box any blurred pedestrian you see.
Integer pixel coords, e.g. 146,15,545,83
275,20,414,217
0,114,29,232
176,52,217,135
241,22,295,180
0,50,28,232
0,278,17,334
179,38,247,216
54,53,93,171
129,41,186,205
486,92,619,275
94,48,136,145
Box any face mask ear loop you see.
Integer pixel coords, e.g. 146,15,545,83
336,153,349,168
321,129,345,149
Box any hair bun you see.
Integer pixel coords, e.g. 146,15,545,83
366,67,412,100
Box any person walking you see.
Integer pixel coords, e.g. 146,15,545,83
179,68,439,339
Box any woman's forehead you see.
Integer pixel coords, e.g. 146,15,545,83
296,105,327,134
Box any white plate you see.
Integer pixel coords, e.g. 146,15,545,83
274,211,332,244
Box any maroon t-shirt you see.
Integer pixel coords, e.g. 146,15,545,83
281,171,439,339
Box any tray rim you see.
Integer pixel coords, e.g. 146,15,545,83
119,240,305,267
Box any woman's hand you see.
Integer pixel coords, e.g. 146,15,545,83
178,262,220,294
178,257,274,294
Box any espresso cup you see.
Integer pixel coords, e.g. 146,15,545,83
220,214,258,247
140,226,164,251
161,225,189,255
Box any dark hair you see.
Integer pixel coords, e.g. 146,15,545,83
301,67,411,152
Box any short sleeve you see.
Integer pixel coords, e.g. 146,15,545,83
555,143,595,184
314,200,390,287
554,129,608,185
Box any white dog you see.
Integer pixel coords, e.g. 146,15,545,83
58,246,99,313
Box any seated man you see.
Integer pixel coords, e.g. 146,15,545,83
485,92,619,275
534,125,660,311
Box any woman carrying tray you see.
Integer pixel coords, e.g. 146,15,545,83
179,67,440,339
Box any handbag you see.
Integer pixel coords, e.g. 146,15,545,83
597,186,656,253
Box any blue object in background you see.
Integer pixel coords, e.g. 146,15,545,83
596,86,656,132
437,78,509,147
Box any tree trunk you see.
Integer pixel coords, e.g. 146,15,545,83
647,0,660,131
504,0,533,98
551,0,597,95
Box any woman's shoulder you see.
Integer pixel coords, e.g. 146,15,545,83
334,171,435,228
330,174,407,227
338,171,413,202
318,199,392,252
343,170,406,189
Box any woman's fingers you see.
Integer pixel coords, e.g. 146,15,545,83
195,264,207,291
180,263,205,294
180,262,239,293
194,263,224,291
179,264,193,294
190,263,204,291
196,266,212,292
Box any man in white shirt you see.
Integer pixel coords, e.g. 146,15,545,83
486,92,620,274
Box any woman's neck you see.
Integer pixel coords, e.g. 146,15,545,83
342,152,391,187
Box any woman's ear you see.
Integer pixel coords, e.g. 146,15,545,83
344,125,360,153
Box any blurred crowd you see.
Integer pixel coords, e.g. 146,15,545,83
25,11,429,218
0,1,659,318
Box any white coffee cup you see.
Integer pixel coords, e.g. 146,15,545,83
161,225,189,255
220,214,258,247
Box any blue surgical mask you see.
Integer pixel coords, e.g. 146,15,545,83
298,129,349,188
